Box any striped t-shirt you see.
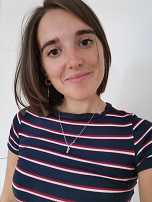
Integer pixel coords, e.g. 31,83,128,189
8,103,152,202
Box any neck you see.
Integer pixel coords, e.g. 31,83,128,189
57,95,106,114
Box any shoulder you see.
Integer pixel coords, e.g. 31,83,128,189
107,103,152,124
105,102,134,118
14,107,47,122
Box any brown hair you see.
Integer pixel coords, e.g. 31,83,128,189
14,0,111,116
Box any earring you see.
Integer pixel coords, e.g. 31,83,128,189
45,78,51,97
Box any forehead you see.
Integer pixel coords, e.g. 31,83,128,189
40,8,88,26
37,8,91,41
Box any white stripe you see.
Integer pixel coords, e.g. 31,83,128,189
137,140,152,156
69,146,134,155
60,132,133,140
17,112,21,125
106,113,131,118
22,120,133,139
27,110,58,121
19,133,134,156
58,122,132,127
15,166,133,193
134,126,152,145
12,181,64,202
20,155,137,181
13,125,19,139
26,110,132,127
19,145,135,170
15,197,25,202
22,120,60,134
27,110,40,117
10,135,18,146
8,141,18,151
60,135,133,140
147,154,152,159
137,155,152,167
133,119,144,130
15,197,23,202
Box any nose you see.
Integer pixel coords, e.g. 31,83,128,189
66,48,83,69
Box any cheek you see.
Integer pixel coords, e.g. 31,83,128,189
46,68,62,82
93,53,105,73
42,59,63,80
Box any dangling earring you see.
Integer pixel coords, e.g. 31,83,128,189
45,78,52,97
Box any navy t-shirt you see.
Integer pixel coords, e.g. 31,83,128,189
8,103,152,202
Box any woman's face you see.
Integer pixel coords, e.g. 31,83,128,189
38,8,105,102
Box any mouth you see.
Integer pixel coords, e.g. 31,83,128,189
66,72,91,83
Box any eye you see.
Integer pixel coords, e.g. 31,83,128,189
47,48,61,58
79,39,93,47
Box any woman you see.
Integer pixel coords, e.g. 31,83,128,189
1,0,152,201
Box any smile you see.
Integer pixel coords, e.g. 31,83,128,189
66,72,91,83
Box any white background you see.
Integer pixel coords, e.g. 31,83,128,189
0,0,152,201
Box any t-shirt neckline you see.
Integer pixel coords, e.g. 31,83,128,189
51,102,112,121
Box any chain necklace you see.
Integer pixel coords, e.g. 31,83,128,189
59,99,101,154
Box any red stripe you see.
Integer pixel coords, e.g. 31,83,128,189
106,113,130,117
133,118,143,130
19,132,134,155
12,124,19,138
19,154,136,181
10,133,17,144
21,120,134,139
13,181,73,202
19,144,134,170
17,112,22,123
134,127,152,145
26,111,132,126
16,165,135,192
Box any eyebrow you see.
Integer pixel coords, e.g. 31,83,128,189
41,38,59,53
40,29,94,53
75,29,94,36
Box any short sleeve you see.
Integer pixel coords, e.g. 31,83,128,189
7,111,23,155
133,114,152,173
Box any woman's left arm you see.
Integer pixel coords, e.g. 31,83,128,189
138,168,152,202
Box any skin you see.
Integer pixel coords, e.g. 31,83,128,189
138,168,152,202
38,8,106,114
0,150,18,202
1,8,152,202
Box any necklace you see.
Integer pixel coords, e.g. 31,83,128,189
59,99,101,154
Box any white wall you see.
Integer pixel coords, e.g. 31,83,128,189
0,0,152,201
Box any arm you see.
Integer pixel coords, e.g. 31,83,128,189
0,150,18,202
138,168,152,202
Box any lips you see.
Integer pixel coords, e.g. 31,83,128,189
66,72,90,82
66,72,91,83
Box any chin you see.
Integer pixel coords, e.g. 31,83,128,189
66,91,98,101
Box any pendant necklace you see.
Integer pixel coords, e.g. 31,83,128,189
59,99,101,154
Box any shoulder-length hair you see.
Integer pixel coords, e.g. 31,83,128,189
14,0,111,116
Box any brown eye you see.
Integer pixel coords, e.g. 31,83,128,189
48,49,61,58
79,39,93,46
